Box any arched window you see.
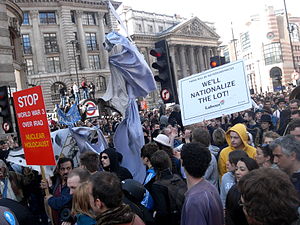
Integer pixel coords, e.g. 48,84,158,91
51,82,66,102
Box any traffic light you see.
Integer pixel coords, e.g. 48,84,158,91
0,86,13,133
150,40,177,103
210,56,226,68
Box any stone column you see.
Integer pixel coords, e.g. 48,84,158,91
57,9,67,72
169,45,178,86
179,45,187,78
97,12,109,69
205,47,211,70
76,10,89,70
188,46,196,75
0,0,14,86
31,10,46,73
212,47,218,56
144,47,150,65
198,46,205,72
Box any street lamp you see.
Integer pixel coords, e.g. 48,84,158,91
256,60,262,93
68,40,80,87
283,0,297,72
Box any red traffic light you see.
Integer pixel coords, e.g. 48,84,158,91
150,48,163,58
210,61,217,68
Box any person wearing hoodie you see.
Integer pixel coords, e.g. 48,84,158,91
218,123,257,177
100,148,133,181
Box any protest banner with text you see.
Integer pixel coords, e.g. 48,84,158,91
178,60,252,126
13,86,56,165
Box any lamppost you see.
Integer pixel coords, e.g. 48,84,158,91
283,0,297,72
257,60,262,93
68,40,80,86
231,22,238,61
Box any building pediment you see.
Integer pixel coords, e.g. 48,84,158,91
160,17,220,39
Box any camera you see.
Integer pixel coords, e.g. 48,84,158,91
60,207,72,222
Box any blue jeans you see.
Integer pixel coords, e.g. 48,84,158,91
75,92,80,104
83,88,88,99
60,96,66,107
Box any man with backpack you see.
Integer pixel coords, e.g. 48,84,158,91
180,143,223,225
145,150,187,225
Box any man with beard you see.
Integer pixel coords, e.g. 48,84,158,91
88,172,145,225
42,158,74,225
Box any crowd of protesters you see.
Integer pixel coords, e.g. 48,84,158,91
58,77,96,108
1,90,300,225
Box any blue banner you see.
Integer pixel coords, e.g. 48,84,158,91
57,104,81,126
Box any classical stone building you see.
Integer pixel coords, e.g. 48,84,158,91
16,0,120,110
0,0,26,91
120,7,221,107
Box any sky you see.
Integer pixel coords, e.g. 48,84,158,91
117,0,299,44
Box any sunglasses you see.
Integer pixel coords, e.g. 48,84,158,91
101,156,108,160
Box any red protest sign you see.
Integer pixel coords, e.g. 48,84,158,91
13,86,55,165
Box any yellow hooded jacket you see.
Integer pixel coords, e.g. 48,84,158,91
218,123,257,177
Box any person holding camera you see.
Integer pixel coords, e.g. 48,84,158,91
41,158,74,225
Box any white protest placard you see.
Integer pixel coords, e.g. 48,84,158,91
178,60,252,126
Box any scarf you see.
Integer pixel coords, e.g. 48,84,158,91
96,204,134,225
0,178,17,201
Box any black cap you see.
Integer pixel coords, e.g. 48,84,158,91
121,179,146,203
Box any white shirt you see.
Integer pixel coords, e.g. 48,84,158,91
73,84,79,93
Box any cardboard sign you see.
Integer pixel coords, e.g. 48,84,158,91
178,60,252,126
13,86,55,165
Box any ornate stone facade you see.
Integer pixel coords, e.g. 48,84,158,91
120,7,221,107
16,0,120,110
0,0,26,91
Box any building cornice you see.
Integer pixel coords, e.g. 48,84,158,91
14,0,121,10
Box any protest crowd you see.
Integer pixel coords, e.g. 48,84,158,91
1,88,300,225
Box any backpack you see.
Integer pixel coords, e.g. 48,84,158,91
154,174,187,224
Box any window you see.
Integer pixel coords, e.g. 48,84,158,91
148,25,153,33
136,23,142,32
290,23,300,42
47,56,61,73
158,26,164,32
241,32,251,50
70,10,76,24
263,42,283,65
82,12,96,25
71,32,80,52
39,12,56,24
51,82,65,101
22,34,32,54
23,12,29,25
25,59,34,75
44,33,59,53
86,33,98,51
97,75,106,92
89,55,100,70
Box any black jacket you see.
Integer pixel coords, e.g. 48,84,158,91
145,169,184,225
101,148,133,181
225,185,248,225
